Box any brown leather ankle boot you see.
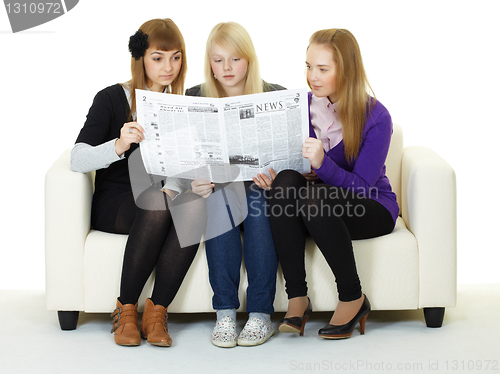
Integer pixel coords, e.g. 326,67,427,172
111,298,141,346
140,298,172,347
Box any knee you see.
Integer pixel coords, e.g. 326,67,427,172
270,170,307,203
209,187,247,218
207,189,232,215
172,192,207,217
175,191,203,205
136,188,168,211
246,185,267,204
245,186,271,221
272,169,305,189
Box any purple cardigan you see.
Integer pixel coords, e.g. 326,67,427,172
309,92,399,224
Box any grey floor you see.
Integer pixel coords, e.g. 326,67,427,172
1,284,499,374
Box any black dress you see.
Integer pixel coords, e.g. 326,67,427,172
75,84,138,233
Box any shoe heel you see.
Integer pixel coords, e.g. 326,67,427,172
280,297,313,336
299,316,310,336
359,314,368,335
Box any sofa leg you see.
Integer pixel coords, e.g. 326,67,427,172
423,307,445,328
58,311,80,330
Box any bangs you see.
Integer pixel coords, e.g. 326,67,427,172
212,30,248,60
146,24,183,52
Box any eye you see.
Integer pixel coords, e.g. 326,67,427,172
153,57,162,62
233,58,240,62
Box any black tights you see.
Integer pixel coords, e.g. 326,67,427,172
114,187,206,307
269,170,394,302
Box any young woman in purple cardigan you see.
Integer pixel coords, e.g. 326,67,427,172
253,29,399,339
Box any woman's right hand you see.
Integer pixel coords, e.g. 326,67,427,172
191,179,214,198
252,168,277,191
115,122,145,156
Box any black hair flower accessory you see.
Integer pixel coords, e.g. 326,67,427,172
128,29,149,60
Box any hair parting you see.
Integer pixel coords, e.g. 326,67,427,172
201,22,266,98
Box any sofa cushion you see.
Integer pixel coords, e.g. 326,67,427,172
83,216,418,313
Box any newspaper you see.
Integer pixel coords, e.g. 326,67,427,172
136,88,310,183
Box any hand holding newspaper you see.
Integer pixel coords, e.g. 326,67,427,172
136,88,310,183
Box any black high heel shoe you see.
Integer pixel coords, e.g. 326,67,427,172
279,297,312,336
318,295,371,339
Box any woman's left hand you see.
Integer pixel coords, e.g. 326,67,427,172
303,168,319,182
252,168,277,191
302,137,324,169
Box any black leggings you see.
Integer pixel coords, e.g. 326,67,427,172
102,187,206,307
269,170,394,302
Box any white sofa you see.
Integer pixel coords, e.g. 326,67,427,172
45,124,457,330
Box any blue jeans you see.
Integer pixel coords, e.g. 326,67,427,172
205,183,278,314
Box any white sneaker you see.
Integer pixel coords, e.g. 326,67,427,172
237,317,275,346
211,316,238,348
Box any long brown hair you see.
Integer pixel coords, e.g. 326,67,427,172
125,18,187,120
308,29,375,162
202,22,265,98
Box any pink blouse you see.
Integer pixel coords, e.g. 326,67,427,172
310,94,343,151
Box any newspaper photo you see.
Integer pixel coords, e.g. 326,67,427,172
136,88,310,183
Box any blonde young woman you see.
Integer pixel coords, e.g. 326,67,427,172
71,19,206,347
255,29,399,339
184,22,285,347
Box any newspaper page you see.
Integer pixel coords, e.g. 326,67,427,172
136,88,310,182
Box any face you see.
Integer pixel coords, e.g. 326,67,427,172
306,43,338,103
143,47,182,92
210,43,248,96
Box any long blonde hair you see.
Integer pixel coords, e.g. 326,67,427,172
308,29,375,162
125,18,187,120
202,22,266,98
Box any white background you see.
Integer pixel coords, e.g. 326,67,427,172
0,0,498,290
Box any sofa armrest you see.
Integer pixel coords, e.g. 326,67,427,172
401,146,457,308
45,150,94,311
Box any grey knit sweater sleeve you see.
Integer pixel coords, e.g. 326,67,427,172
70,139,124,173
71,140,191,198
71,84,130,173
162,177,191,196
71,84,191,196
